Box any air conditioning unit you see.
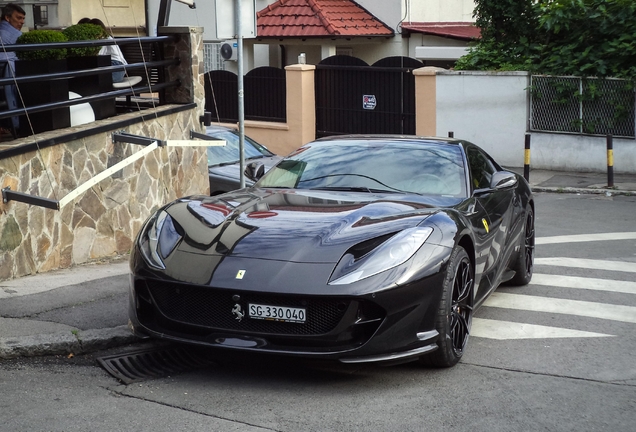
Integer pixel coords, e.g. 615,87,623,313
220,40,238,61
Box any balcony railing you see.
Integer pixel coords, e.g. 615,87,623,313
0,35,180,138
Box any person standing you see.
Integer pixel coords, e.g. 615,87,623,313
89,18,127,83
0,3,26,133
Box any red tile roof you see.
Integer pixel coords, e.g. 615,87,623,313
400,22,481,41
257,0,394,38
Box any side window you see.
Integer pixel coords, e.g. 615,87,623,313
466,146,496,190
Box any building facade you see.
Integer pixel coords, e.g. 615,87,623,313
0,0,145,35
0,0,60,30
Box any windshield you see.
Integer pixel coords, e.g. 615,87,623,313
257,140,467,197
206,130,273,166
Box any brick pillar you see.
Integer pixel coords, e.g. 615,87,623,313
237,64,317,156
285,64,316,150
413,67,441,136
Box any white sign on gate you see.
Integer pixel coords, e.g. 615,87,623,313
363,95,377,110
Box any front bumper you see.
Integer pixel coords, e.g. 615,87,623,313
128,267,446,363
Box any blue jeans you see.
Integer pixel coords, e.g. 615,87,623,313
3,61,19,130
112,60,125,83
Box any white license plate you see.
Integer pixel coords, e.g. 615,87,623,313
248,303,306,323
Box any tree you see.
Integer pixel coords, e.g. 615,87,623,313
537,0,636,78
473,0,538,44
456,0,636,79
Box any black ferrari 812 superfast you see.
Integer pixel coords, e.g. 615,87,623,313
129,135,534,367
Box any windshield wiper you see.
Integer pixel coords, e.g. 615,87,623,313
211,155,266,167
309,186,400,194
309,186,370,192
263,185,291,189
211,160,241,167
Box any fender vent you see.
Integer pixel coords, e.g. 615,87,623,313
96,345,215,384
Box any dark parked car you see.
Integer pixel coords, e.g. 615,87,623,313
205,125,282,195
129,135,534,368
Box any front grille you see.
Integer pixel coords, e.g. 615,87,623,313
142,279,349,336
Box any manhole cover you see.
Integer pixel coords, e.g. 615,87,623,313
97,345,216,384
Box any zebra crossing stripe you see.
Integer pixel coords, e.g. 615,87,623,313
483,292,636,324
535,257,636,273
471,318,613,340
531,273,636,295
536,232,636,245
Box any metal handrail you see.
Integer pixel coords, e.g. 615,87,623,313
0,35,182,130
0,81,179,120
0,35,173,52
0,59,178,86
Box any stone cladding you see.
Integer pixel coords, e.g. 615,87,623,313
0,27,208,281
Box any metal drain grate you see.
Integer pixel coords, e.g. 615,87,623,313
97,345,216,384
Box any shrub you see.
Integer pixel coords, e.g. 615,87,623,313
62,24,107,57
16,30,68,61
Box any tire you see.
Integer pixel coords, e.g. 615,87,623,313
421,246,474,368
508,205,535,286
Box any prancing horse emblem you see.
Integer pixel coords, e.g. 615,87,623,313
232,304,244,322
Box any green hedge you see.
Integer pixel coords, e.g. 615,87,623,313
16,30,68,61
62,24,107,57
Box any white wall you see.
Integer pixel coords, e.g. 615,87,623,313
532,133,636,173
435,71,529,167
359,0,475,28
405,0,475,23
59,0,145,32
409,34,467,61
253,44,270,68
349,37,408,64
359,0,405,31
432,71,636,172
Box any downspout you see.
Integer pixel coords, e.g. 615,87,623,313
157,0,171,28
145,0,151,35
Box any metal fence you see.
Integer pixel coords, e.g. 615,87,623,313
204,66,286,124
315,56,420,138
530,75,635,138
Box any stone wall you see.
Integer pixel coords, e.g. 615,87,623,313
0,26,208,281
0,108,209,281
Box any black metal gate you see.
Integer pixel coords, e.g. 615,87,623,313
204,66,286,124
315,56,422,138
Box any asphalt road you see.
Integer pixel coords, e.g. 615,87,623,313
1,192,635,432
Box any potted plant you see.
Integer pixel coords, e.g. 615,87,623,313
15,29,70,135
62,23,116,120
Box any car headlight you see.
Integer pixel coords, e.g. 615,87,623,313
139,210,182,269
329,227,433,285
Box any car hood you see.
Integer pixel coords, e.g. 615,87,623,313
164,188,459,264
208,156,282,184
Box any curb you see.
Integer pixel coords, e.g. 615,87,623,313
531,186,636,196
0,325,140,359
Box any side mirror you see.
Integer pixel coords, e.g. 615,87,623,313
245,161,265,182
490,171,518,190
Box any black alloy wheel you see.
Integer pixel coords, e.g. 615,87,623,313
450,254,473,357
508,205,535,286
421,246,474,368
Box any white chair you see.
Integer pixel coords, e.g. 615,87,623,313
68,91,95,126
112,75,142,89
